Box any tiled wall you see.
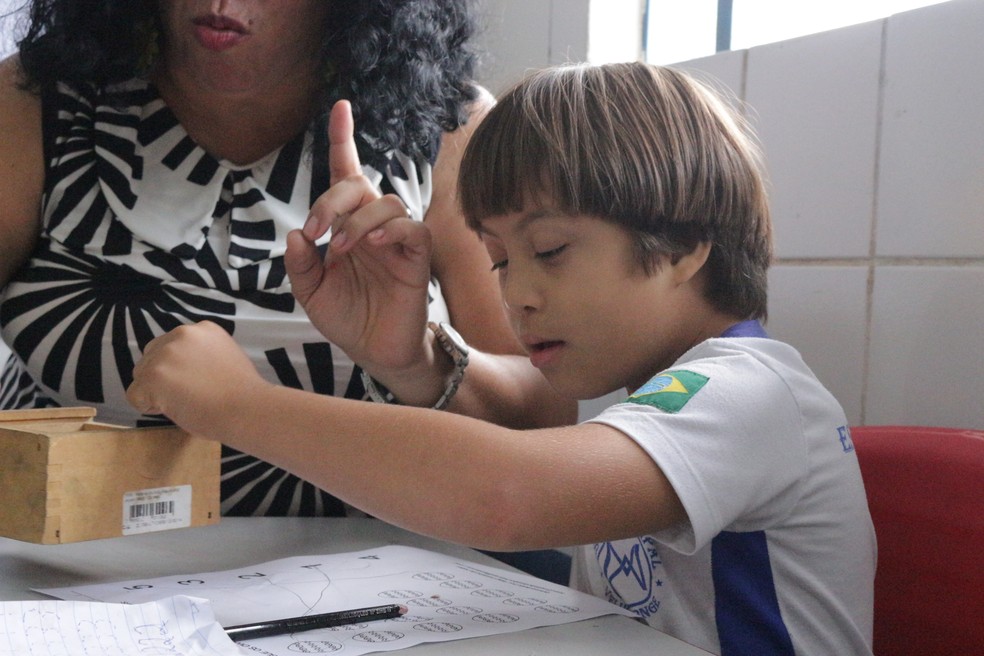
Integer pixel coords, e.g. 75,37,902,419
474,0,590,95
676,0,984,429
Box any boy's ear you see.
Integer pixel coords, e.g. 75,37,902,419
671,241,712,285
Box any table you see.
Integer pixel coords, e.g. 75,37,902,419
0,518,710,655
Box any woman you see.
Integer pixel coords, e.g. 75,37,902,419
0,0,575,516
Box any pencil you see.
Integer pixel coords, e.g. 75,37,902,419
223,603,408,642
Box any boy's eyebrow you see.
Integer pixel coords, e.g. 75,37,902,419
477,208,559,238
519,209,555,225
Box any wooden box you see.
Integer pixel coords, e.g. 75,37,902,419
0,407,220,544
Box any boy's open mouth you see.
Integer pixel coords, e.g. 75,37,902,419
526,340,565,369
529,340,564,353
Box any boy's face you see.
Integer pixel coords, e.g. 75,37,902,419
478,205,715,399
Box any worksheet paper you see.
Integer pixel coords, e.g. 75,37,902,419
0,595,243,656
39,545,635,656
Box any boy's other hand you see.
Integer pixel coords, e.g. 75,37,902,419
126,321,266,439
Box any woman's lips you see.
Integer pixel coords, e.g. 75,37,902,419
192,15,249,52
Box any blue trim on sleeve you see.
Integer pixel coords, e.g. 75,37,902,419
712,531,795,656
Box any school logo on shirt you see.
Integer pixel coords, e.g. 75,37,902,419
837,425,855,453
595,537,665,619
627,370,709,413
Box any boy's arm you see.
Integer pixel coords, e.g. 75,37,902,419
127,321,685,550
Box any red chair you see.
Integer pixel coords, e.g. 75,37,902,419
851,426,984,655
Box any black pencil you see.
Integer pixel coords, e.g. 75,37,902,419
223,603,408,642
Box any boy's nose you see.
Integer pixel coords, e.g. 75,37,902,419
501,270,541,315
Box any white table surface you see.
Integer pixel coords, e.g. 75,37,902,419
0,518,710,655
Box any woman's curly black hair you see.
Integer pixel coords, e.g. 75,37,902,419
13,0,480,169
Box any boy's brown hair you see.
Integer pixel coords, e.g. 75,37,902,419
459,62,773,320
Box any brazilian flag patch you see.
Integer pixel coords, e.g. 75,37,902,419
628,370,709,413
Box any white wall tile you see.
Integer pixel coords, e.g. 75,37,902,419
474,0,590,95
579,389,628,422
673,49,746,111
474,0,553,95
745,21,883,259
867,266,984,428
876,0,984,258
766,266,869,425
549,0,590,66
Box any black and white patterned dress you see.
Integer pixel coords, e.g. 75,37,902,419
0,78,448,516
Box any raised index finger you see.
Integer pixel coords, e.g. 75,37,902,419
328,99,362,186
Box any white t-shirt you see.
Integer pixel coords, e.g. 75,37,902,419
572,336,876,655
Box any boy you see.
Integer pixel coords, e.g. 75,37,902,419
127,62,876,655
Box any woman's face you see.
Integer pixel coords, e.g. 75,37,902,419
157,0,330,95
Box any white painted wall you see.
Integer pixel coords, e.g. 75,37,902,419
588,0,645,64
473,0,590,94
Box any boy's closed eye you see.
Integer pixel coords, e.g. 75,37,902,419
535,244,567,261
489,245,566,272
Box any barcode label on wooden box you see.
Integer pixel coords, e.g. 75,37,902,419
122,485,193,535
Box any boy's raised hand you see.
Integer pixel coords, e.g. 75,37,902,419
285,100,434,373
